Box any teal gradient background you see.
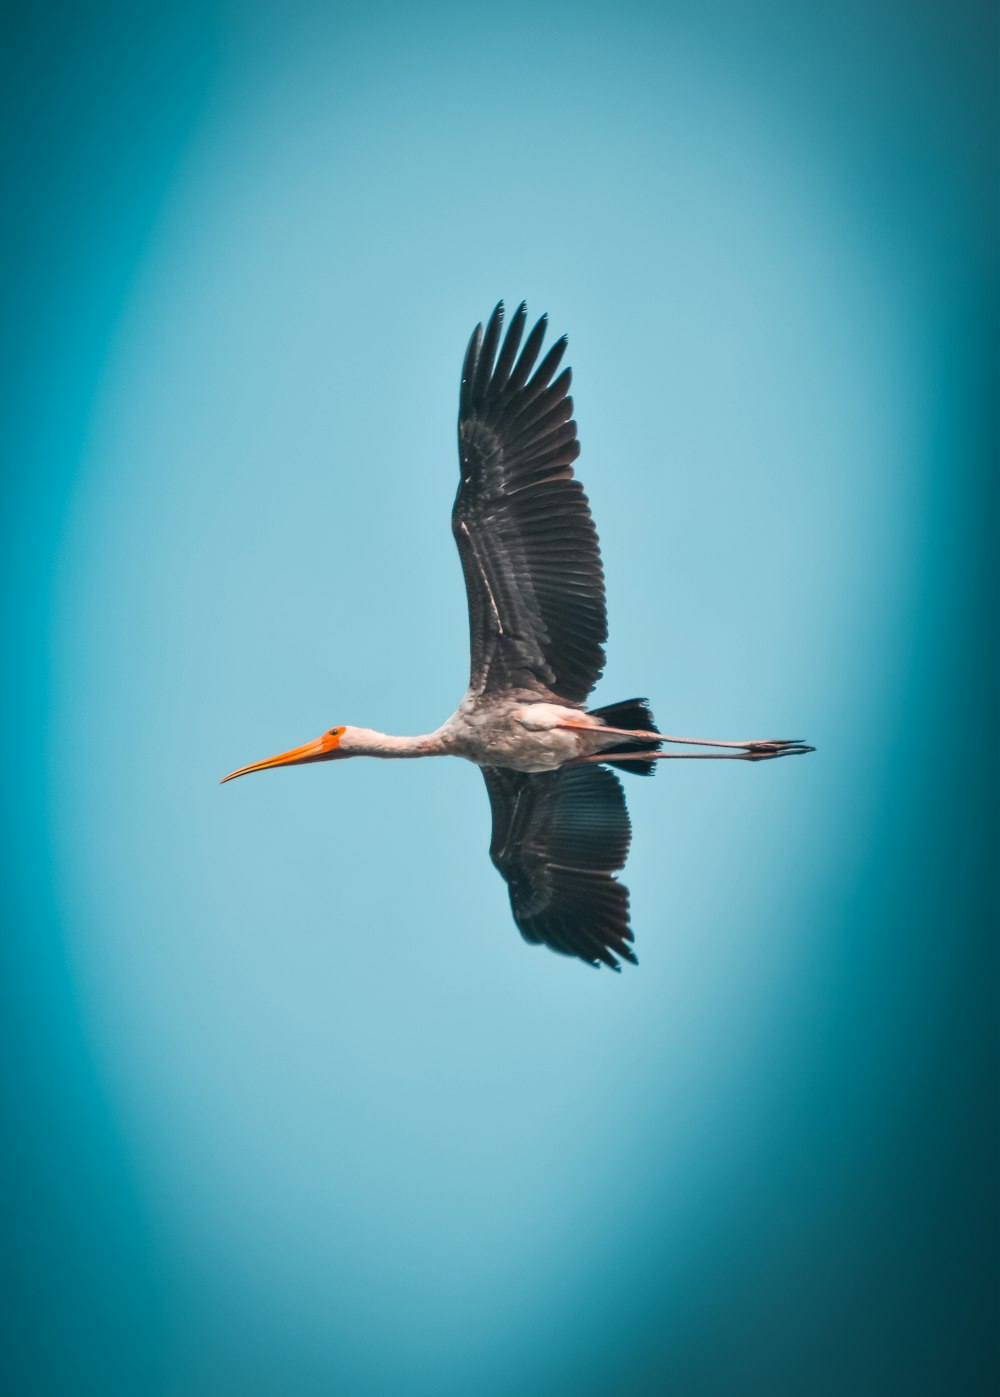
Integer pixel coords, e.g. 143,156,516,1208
3,3,996,1394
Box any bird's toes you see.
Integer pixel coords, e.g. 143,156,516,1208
744,739,815,760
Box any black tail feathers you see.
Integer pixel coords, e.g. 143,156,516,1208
589,698,661,776
590,698,658,732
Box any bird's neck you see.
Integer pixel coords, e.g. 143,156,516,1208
347,727,447,758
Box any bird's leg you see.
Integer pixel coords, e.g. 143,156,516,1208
557,722,813,759
646,732,806,751
581,745,813,763
640,731,812,758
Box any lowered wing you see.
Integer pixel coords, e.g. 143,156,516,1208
481,762,637,971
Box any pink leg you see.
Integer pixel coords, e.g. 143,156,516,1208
581,744,813,763
649,732,807,750
557,722,813,758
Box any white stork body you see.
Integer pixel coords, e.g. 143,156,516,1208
443,697,604,772
223,302,813,970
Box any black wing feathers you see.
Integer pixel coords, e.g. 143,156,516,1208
482,763,637,971
454,302,607,702
492,300,526,389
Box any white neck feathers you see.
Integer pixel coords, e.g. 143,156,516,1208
345,727,445,758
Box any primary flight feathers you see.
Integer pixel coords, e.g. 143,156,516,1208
455,301,606,702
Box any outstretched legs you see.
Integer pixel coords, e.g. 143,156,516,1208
558,722,814,763
584,743,813,764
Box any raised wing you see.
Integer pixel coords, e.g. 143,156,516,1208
454,301,607,702
482,762,637,970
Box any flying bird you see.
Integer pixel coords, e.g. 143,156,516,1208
222,302,813,970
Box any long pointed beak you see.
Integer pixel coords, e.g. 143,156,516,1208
220,730,342,784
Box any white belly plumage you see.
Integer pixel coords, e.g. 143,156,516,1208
440,698,609,772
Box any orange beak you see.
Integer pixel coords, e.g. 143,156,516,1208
220,728,343,784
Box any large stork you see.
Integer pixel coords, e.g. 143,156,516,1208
222,302,813,970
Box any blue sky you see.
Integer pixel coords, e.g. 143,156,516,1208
4,3,995,1393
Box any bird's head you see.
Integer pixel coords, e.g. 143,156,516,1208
220,725,359,783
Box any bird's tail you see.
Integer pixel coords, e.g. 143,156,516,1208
589,698,661,776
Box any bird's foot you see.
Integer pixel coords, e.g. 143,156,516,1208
739,739,815,761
